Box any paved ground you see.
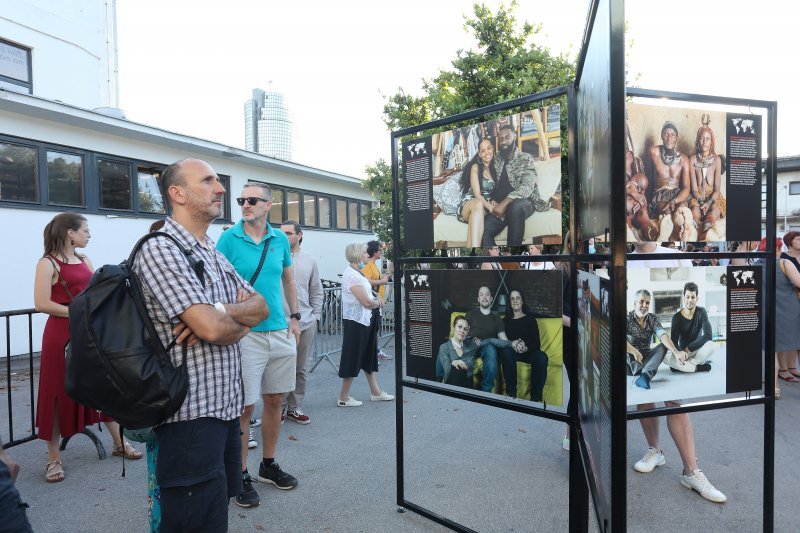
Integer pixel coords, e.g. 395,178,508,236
2,344,798,532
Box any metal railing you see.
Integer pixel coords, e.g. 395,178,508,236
1,308,39,449
310,282,398,372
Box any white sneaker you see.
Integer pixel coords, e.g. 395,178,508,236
680,469,727,503
370,391,395,402
561,436,570,451
633,447,665,473
248,427,258,449
249,417,262,428
337,396,362,407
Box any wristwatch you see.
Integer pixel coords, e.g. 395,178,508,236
289,312,301,321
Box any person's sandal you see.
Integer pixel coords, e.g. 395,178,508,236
788,368,800,378
45,460,65,483
112,442,143,460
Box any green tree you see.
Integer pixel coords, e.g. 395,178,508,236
362,1,577,253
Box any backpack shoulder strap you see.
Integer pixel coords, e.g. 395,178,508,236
128,231,206,287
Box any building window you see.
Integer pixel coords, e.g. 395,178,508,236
98,159,132,210
269,188,284,225
319,197,331,228
0,39,32,94
137,165,165,214
789,182,800,195
0,142,38,203
360,202,370,230
287,191,300,222
336,199,347,228
218,174,230,221
348,202,359,230
303,194,317,227
47,151,83,207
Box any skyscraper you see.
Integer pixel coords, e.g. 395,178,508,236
244,87,294,161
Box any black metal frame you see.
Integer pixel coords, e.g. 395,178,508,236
389,0,776,529
390,85,577,532
623,87,777,533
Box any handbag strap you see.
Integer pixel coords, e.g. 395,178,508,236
249,239,270,286
46,256,75,302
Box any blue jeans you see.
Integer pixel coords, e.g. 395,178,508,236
481,198,535,246
477,342,517,394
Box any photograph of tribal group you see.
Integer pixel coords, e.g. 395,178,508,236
626,266,730,406
413,269,564,405
429,107,563,248
626,103,729,243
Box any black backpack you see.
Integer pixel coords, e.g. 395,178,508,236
65,231,205,430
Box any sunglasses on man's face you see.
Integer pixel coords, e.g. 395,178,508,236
236,197,269,206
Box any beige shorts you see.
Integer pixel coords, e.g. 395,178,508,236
240,329,297,405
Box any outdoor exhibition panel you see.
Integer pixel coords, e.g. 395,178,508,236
392,85,575,533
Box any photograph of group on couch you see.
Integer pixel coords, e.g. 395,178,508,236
427,106,563,248
405,269,564,405
625,266,757,406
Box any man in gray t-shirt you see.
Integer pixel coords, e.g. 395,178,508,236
464,286,516,394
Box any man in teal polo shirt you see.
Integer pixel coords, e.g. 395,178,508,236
217,181,302,508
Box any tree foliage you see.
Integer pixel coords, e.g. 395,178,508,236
362,1,577,254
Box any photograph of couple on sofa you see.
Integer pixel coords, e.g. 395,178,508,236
416,269,564,406
429,106,564,248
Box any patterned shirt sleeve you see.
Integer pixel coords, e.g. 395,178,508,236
136,241,212,320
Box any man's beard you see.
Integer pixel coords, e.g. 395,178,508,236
499,143,515,160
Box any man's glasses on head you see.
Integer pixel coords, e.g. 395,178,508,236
236,197,269,206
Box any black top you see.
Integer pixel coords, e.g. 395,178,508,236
504,313,541,359
670,306,712,352
780,252,800,271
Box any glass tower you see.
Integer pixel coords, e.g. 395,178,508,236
244,87,294,161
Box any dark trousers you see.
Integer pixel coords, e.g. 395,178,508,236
155,417,242,533
522,349,549,402
0,461,32,533
481,198,535,246
626,344,668,379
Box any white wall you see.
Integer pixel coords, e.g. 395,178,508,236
0,0,118,109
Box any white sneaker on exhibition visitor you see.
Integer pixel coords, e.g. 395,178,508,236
680,469,727,503
248,427,258,449
633,447,665,473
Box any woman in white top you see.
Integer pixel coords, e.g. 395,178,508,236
522,244,555,270
337,242,395,406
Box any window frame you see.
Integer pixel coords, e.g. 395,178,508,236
789,181,800,195
0,38,33,94
45,147,86,208
263,183,372,233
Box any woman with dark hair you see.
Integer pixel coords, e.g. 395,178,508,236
457,138,498,247
33,212,142,483
503,290,549,402
361,240,391,360
688,115,726,239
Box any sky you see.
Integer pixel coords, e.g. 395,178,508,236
116,0,800,179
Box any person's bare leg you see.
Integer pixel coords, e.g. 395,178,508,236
261,393,283,460
240,404,254,469
636,403,660,448
666,411,698,474
339,377,355,402
365,371,382,396
461,199,485,248
45,407,63,481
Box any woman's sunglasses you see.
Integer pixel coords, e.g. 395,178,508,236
236,197,269,206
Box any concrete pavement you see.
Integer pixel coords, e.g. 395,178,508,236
3,345,798,532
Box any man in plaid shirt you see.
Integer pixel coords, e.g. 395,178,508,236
134,159,268,531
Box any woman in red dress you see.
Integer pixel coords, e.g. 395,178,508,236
33,212,142,483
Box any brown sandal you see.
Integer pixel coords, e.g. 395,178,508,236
45,460,65,483
112,442,143,460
